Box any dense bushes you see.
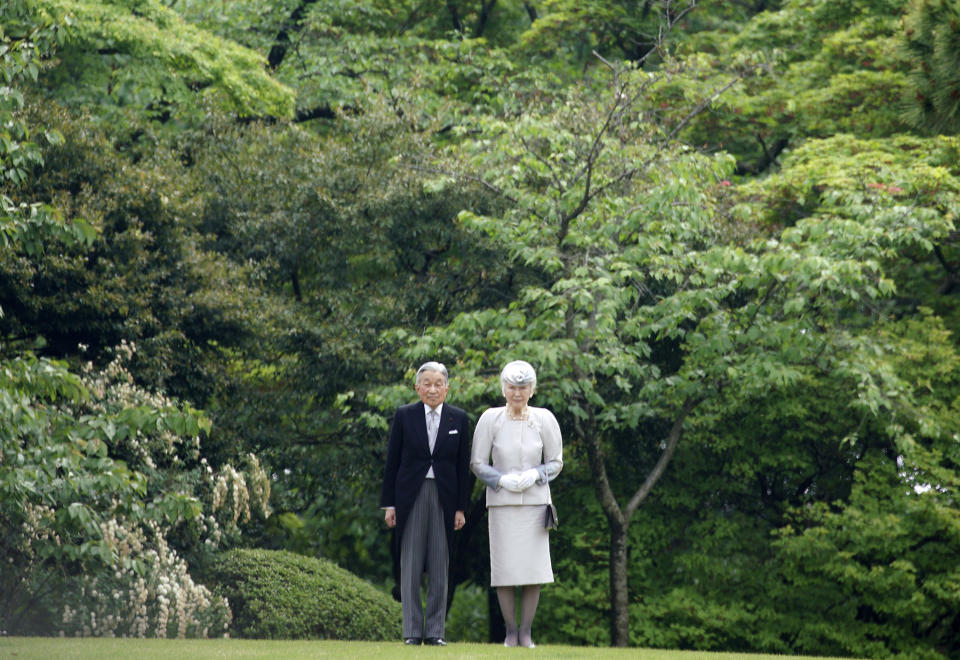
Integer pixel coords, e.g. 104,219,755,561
0,345,268,638
206,549,401,640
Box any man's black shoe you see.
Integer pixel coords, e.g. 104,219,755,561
404,637,422,645
424,637,447,646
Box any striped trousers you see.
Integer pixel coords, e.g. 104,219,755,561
400,478,448,639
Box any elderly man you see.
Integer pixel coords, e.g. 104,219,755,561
380,361,472,646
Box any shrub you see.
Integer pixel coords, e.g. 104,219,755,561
58,520,232,638
206,548,401,640
444,582,488,643
0,347,253,638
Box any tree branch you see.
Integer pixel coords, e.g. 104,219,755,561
577,401,626,529
294,105,337,122
666,70,750,142
519,133,566,194
268,0,319,71
523,2,537,22
624,395,700,519
735,134,789,175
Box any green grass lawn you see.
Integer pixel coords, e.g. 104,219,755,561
0,637,859,659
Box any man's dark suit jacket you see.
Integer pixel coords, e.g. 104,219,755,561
380,401,473,564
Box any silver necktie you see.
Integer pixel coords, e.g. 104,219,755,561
427,410,438,453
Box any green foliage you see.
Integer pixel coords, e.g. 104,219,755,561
178,100,523,586
0,0,62,187
298,0,533,43
205,548,401,640
0,346,269,637
33,0,294,122
533,309,960,655
540,479,614,646
770,313,960,656
258,489,390,583
371,47,958,649
622,311,960,657
620,375,862,654
1,23,266,633
734,132,959,239
1,97,281,432
1,0,95,261
391,80,948,426
5,0,960,655
733,132,960,341
900,0,960,134
665,0,913,171
0,194,95,258
444,582,489,643
169,0,300,53
276,26,527,126
774,459,960,658
183,0,576,132
513,0,763,65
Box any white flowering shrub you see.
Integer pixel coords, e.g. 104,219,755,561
75,343,271,559
0,344,268,637
59,521,230,638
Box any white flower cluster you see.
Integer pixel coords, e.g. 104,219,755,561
4,341,270,639
19,503,59,562
77,341,200,469
46,342,235,638
73,341,270,551
58,519,230,638
209,453,271,531
245,454,271,519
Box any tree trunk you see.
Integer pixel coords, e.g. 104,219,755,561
578,396,700,646
473,0,498,38
609,517,630,646
577,408,632,645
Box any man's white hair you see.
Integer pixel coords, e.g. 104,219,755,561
416,361,449,385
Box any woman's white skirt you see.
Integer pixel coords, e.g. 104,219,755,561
488,505,554,587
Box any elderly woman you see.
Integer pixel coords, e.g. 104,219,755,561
471,360,563,648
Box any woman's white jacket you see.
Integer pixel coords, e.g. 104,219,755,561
470,406,563,507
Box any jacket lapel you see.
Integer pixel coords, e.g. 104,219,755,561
413,402,431,454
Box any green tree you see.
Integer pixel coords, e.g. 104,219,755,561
1,0,93,254
182,97,524,580
652,0,914,174
375,66,955,646
8,0,960,652
900,0,960,135
34,0,294,125
1,4,268,637
770,315,960,659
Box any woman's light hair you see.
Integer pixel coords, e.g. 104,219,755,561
500,360,536,395
415,361,449,385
